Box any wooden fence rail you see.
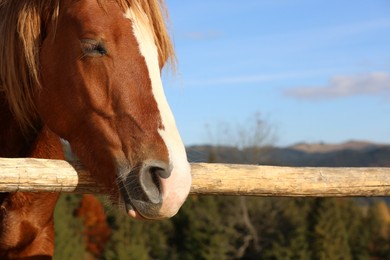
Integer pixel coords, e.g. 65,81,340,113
0,157,390,197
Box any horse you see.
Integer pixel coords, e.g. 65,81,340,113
0,0,192,257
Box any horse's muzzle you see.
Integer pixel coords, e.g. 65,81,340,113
117,160,172,219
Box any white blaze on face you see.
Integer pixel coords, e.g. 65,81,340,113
124,8,191,217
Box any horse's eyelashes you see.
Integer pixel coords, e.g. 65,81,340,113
81,39,107,57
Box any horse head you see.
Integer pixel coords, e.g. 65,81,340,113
36,0,191,219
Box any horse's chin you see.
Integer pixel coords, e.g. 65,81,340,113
127,207,142,219
124,201,151,220
117,178,163,220
124,200,145,219
115,192,146,220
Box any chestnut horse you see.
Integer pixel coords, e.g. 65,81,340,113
0,0,191,258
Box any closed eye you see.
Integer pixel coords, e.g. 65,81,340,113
81,39,107,57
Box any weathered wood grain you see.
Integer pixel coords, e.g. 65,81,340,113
0,157,389,196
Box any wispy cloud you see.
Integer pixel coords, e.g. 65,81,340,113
284,72,390,100
185,69,330,87
187,73,296,86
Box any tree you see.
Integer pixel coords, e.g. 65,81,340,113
339,199,369,259
75,195,111,258
202,112,280,258
206,112,276,150
103,203,175,259
309,198,351,260
171,196,230,260
54,194,87,259
366,200,390,259
240,198,313,260
103,209,149,259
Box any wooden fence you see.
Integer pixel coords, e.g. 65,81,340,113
0,157,390,197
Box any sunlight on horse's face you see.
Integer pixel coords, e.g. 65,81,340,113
37,0,191,219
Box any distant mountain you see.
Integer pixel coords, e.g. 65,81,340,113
288,140,382,154
187,141,390,167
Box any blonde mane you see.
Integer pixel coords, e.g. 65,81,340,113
0,0,175,130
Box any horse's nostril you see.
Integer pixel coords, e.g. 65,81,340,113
139,161,170,204
151,166,171,179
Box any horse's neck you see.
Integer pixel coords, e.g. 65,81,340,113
0,94,36,157
0,94,63,257
0,93,64,159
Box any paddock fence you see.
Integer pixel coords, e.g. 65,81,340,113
0,157,390,197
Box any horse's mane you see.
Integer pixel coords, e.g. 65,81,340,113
0,0,175,130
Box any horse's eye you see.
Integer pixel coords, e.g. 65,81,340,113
81,39,107,57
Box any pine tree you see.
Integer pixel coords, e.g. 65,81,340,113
171,196,230,260
103,209,149,260
366,200,390,259
309,198,351,260
339,199,369,259
254,198,312,260
281,199,312,260
54,194,87,259
143,219,175,259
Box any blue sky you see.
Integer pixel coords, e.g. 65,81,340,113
162,0,390,147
